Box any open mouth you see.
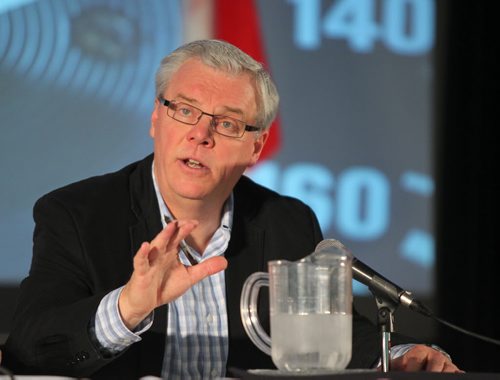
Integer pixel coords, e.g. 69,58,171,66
184,158,204,169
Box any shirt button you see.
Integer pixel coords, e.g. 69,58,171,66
207,314,214,324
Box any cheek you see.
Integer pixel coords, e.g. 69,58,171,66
152,126,177,159
154,122,177,143
222,145,257,168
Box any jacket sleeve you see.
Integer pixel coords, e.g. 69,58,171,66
4,194,122,377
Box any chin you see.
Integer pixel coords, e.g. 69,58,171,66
174,185,213,200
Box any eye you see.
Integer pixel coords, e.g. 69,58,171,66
213,117,243,136
178,106,193,117
220,119,236,130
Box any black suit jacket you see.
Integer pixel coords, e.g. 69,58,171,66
4,154,393,379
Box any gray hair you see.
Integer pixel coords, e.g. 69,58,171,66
155,39,279,130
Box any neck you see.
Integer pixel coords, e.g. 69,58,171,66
163,195,227,254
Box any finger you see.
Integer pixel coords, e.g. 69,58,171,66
390,353,423,372
443,362,463,373
150,221,180,252
424,355,447,372
176,219,199,228
388,357,406,372
428,355,462,373
186,256,228,284
133,242,152,275
166,220,198,252
421,348,455,372
402,356,424,372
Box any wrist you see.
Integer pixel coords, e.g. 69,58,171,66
118,286,151,330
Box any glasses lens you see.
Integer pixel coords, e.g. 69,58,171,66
170,102,200,125
165,100,247,138
213,116,244,137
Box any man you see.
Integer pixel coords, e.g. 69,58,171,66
4,40,461,378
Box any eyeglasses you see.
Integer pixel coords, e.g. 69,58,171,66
158,97,262,138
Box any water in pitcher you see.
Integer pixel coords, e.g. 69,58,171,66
270,313,352,372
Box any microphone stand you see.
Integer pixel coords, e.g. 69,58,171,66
372,292,398,373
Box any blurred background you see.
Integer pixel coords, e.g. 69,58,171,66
0,0,498,372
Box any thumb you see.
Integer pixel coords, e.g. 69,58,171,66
186,256,228,284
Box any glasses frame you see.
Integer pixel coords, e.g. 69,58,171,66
158,96,262,138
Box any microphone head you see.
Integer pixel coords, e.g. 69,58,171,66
310,239,353,264
316,238,350,253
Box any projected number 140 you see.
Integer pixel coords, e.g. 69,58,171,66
288,0,434,55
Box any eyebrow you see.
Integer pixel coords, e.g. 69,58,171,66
175,93,245,117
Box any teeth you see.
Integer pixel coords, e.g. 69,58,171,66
186,159,202,168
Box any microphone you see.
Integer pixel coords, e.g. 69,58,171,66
315,239,432,317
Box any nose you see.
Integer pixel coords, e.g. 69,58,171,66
185,114,215,147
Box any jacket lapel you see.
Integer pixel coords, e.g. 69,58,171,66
129,154,163,255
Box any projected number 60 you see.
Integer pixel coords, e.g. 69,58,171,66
250,163,391,240
285,165,389,240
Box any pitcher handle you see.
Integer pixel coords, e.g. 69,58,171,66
240,272,271,356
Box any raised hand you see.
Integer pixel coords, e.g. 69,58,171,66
118,220,227,329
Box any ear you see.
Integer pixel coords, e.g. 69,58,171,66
150,98,160,138
249,130,269,167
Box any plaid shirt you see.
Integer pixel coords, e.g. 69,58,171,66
92,163,231,378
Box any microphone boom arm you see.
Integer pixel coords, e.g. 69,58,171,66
316,239,500,348
352,258,432,317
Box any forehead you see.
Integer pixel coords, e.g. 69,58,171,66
166,59,258,116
